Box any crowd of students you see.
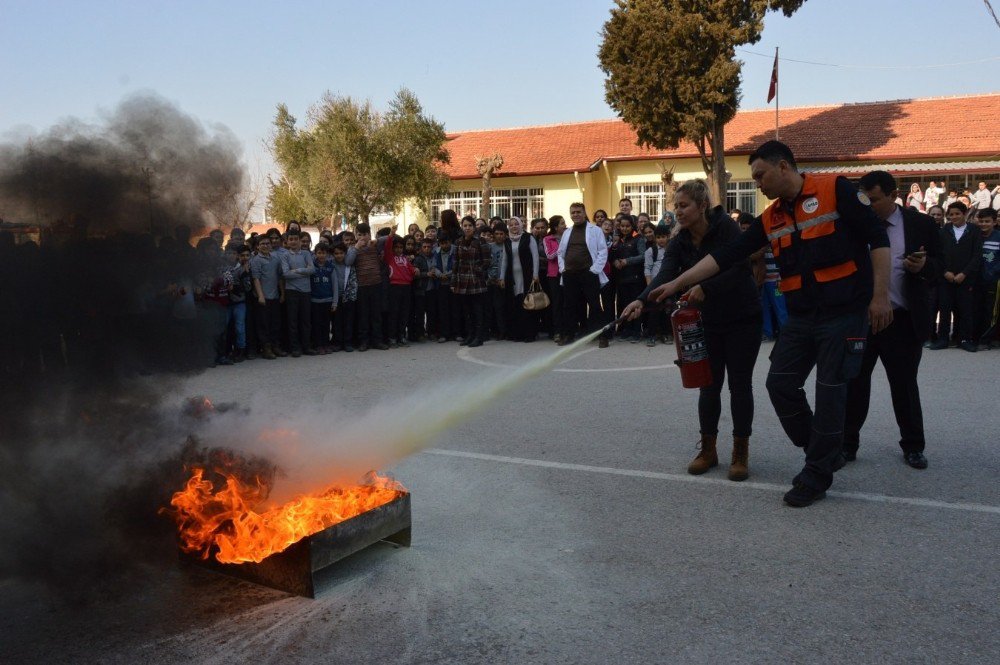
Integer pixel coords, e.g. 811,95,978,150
893,180,1000,351
204,204,683,365
163,185,1000,367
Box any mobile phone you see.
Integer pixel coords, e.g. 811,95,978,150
908,250,927,258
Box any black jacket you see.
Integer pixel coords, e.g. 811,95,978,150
940,222,982,284
898,206,944,341
639,206,761,328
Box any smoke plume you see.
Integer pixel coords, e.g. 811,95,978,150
0,95,247,600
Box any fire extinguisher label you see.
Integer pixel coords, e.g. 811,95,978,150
676,322,708,362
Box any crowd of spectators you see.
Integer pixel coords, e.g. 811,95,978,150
145,182,1000,366
2,179,996,381
893,180,1000,350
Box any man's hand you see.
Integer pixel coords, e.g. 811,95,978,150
257,295,265,305
622,299,643,321
869,293,894,334
648,279,681,303
903,246,926,274
944,271,955,283
330,305,337,313
954,272,966,284
498,279,505,289
684,284,705,306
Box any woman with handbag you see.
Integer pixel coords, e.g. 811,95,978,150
504,216,541,342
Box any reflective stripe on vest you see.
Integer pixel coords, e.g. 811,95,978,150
761,174,857,293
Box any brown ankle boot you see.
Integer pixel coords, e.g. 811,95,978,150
729,436,749,481
687,434,718,475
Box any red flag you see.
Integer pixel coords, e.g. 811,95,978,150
767,50,778,103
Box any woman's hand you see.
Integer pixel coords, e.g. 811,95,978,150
684,284,705,306
622,300,644,321
648,280,680,302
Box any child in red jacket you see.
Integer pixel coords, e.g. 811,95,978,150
384,235,419,347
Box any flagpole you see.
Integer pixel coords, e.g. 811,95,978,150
774,46,780,140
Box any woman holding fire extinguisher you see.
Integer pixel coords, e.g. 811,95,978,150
623,180,762,481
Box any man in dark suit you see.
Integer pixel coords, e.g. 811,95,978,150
844,171,944,469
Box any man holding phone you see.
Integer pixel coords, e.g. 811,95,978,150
844,171,944,469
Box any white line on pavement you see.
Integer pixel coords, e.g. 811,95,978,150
424,448,1000,516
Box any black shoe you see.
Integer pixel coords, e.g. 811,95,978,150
783,482,826,507
467,338,483,348
357,344,369,352
598,337,609,349
843,449,857,462
557,337,572,347
959,340,977,352
904,451,928,469
928,340,948,350
375,343,390,351
459,338,469,347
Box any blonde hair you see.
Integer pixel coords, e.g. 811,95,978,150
675,179,711,209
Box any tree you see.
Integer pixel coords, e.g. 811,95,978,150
269,88,451,226
598,0,805,206
476,152,504,219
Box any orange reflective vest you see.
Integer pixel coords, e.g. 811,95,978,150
761,174,858,307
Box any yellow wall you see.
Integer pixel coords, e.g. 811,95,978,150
395,154,989,229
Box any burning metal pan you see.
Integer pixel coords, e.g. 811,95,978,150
182,492,411,598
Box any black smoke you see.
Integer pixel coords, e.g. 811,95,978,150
0,95,247,601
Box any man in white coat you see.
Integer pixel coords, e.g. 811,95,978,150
557,202,610,348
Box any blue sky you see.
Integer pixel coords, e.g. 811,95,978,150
2,0,998,178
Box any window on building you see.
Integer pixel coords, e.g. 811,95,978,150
621,182,665,219
726,181,758,215
430,188,544,222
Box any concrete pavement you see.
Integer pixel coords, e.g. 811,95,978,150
1,338,997,663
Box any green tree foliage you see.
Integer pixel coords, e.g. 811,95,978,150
269,89,450,225
599,0,804,205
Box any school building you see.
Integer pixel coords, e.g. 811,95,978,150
404,92,999,226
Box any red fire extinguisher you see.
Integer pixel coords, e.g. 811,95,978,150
671,296,712,389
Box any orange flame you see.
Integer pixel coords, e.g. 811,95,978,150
167,467,406,564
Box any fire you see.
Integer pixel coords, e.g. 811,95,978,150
167,466,406,564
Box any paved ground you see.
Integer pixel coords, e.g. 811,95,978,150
2,338,998,663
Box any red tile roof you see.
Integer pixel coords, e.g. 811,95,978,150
441,93,1000,179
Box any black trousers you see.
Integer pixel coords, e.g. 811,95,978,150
436,287,459,339
458,292,486,341
424,290,439,338
561,270,608,339
547,275,564,338
699,317,762,438
387,284,411,342
356,284,383,346
409,291,426,340
488,284,508,339
976,283,998,342
844,309,926,454
615,280,643,337
311,301,332,349
285,290,311,353
254,298,281,347
937,281,976,342
332,300,355,347
510,291,538,341
765,309,868,491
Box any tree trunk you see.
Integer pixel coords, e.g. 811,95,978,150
481,173,492,219
709,120,727,209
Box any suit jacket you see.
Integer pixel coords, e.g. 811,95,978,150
900,206,944,341
939,222,983,281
